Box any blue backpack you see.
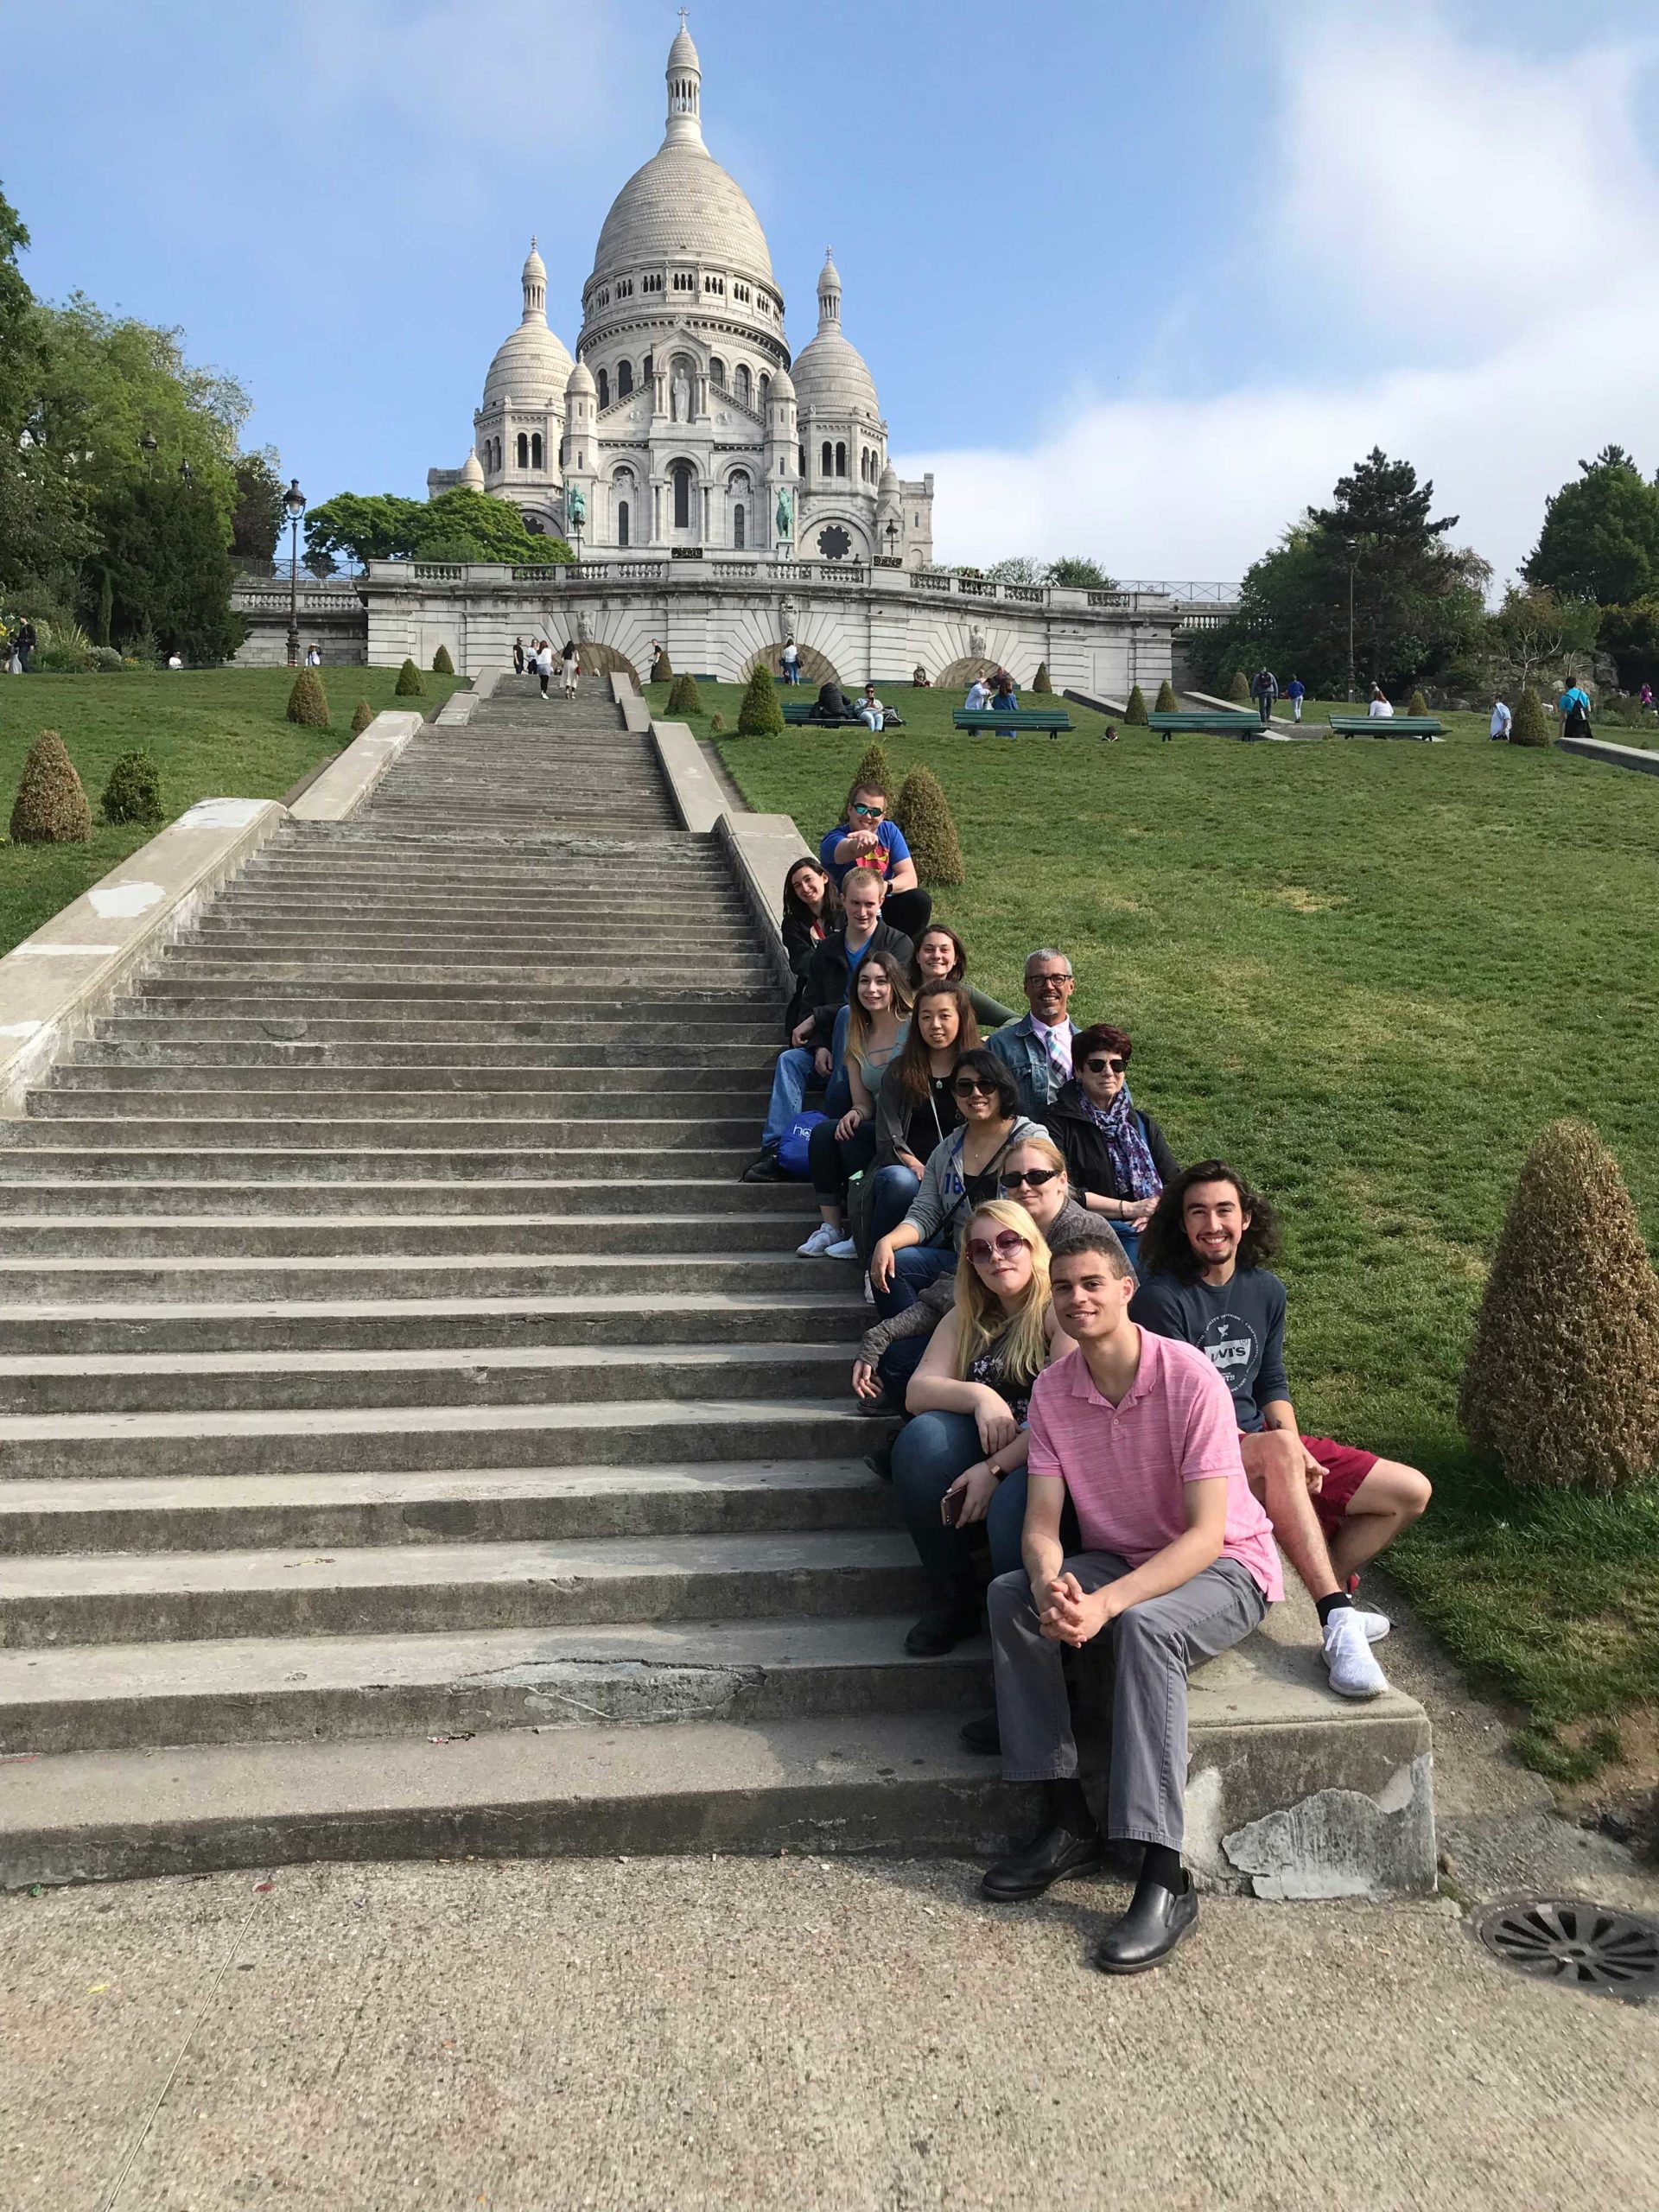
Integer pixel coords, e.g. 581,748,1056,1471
776,1112,828,1179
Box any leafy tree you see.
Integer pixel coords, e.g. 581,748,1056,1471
1599,598,1659,690
1484,584,1600,696
304,493,425,568
88,472,242,661
1524,447,1659,606
231,448,286,563
1046,556,1116,589
986,556,1046,585
304,487,575,569
735,663,783,735
0,184,90,596
10,732,91,843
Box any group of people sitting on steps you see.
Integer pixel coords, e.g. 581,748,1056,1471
740,766,1433,1973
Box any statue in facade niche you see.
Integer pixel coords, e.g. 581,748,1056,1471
775,486,794,540
566,486,587,528
968,623,987,656
671,371,691,423
575,612,591,642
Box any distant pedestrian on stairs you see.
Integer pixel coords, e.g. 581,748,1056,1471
535,641,552,700
562,641,580,699
513,638,526,674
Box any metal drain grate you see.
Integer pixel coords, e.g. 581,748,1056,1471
1476,1897,1659,1999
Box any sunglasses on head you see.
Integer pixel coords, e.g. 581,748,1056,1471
952,1076,997,1097
851,801,885,819
966,1230,1029,1262
1001,1166,1059,1191
1084,1055,1126,1075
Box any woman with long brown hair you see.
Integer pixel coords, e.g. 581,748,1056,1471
799,951,913,1257
867,979,981,1247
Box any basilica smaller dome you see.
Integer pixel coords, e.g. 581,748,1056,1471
879,461,900,493
768,363,795,403
791,249,879,421
458,449,486,489
566,359,595,396
482,238,574,410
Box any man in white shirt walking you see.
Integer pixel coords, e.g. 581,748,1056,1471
1490,695,1512,742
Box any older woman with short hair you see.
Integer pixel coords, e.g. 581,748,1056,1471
1043,1021,1177,1272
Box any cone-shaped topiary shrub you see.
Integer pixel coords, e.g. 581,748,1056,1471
99,749,162,827
736,663,784,735
394,658,425,697
10,732,91,843
666,672,702,716
654,648,674,683
1510,689,1551,746
351,699,375,735
851,738,895,797
1032,661,1053,694
1227,669,1251,704
893,766,963,887
431,644,454,675
1154,678,1179,713
1124,684,1148,727
1407,688,1428,717
286,668,330,727
1459,1119,1659,1494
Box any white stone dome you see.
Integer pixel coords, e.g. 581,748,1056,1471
791,248,879,419
879,461,900,493
482,237,574,409
566,359,595,396
458,449,486,489
768,362,795,402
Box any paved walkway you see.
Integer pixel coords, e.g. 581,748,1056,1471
4,1852,1656,2212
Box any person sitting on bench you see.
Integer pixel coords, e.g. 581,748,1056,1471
742,872,911,1182
1130,1160,1431,1700
981,1220,1281,1974
891,1199,1073,1657
809,678,853,721
990,669,1020,737
859,683,889,732
817,778,932,941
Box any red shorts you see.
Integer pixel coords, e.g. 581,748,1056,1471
1300,1437,1377,1540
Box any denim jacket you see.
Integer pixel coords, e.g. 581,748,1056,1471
987,1014,1079,1118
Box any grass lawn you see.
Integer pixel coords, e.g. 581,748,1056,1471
0,666,461,957
687,677,1659,1784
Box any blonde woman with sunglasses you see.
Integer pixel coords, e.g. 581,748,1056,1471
890,1200,1073,1655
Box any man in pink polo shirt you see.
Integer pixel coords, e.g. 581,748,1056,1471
982,1222,1281,1974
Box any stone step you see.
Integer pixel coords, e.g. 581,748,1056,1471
0,1289,851,1357
74,1039,776,1070
0,1144,763,1181
194,914,760,943
0,1248,836,1303
0,1456,889,1560
111,1007,779,1039
0,1177,804,1217
0,1527,923,1645
0,1394,883,1478
0,1340,855,1417
0,1113,760,1148
156,956,776,988
34,1078,768,1115
133,983,777,1015
0,1209,805,1257
0,1611,969,1756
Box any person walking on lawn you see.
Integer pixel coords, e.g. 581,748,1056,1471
1285,674,1305,722
1129,1160,1432,1699
1250,668,1279,729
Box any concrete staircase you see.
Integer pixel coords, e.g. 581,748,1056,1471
0,678,1024,1887
0,678,1434,1896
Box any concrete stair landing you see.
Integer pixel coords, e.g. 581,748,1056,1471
0,678,1433,1897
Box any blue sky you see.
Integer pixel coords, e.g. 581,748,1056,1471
6,0,1657,581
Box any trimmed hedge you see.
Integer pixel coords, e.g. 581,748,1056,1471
850,739,895,797
735,664,784,735
394,658,425,697
893,765,963,887
1124,684,1148,727
1227,670,1251,704
351,699,375,735
10,731,92,843
1154,678,1179,713
99,749,163,827
1032,662,1053,693
1407,688,1429,717
286,668,330,728
666,672,703,716
432,645,454,675
1510,690,1551,747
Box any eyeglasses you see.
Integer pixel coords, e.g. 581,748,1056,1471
1029,972,1072,988
952,1077,997,1097
966,1230,1029,1262
1001,1166,1060,1191
1083,1055,1126,1075
851,802,885,820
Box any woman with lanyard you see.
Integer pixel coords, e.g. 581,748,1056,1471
799,954,912,1257
867,981,980,1249
890,1199,1072,1655
1043,1022,1178,1273
868,1047,1044,1316
779,859,841,1033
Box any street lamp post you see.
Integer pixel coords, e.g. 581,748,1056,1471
283,479,306,669
1344,537,1359,702
884,520,899,565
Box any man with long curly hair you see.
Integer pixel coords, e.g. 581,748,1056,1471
1130,1161,1431,1700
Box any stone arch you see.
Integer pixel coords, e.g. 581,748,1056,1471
934,654,1001,691
568,639,640,685
746,639,840,686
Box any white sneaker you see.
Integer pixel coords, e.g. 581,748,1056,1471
1356,1609,1390,1643
1323,1608,1389,1699
798,1224,841,1257
825,1236,860,1261
862,1276,875,1306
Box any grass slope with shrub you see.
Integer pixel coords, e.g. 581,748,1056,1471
0,665,461,956
685,677,1659,1774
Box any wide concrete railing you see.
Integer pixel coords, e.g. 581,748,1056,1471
0,700,468,1115
1557,731,1659,776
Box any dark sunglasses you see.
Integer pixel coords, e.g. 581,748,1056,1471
952,1076,998,1097
1083,1055,1127,1075
966,1230,1029,1262
851,801,886,819
1001,1166,1060,1191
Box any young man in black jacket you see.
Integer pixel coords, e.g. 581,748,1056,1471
743,871,912,1182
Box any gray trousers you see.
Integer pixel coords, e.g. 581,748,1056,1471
988,1554,1268,1852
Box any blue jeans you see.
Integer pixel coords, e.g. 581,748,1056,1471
867,1163,920,1246
873,1241,956,1319
762,1047,819,1147
891,1410,1028,1611
876,1331,931,1403
824,1005,852,1117
1116,1223,1142,1276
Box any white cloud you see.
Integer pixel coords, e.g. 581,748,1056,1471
905,7,1659,583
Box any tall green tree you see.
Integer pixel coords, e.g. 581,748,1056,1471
91,473,243,661
1484,584,1600,695
0,181,91,597
231,447,286,563
1523,446,1659,606
305,487,574,568
1046,556,1117,588
1599,599,1659,690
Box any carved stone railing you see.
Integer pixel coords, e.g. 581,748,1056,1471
411,563,464,581
912,572,954,594
1003,584,1045,603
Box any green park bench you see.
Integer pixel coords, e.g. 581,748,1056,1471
1147,710,1264,743
952,708,1072,738
780,702,906,728
1327,714,1445,741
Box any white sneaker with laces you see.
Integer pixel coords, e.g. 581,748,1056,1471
1323,1607,1389,1698
798,1224,841,1257
1356,1609,1390,1643
824,1236,859,1261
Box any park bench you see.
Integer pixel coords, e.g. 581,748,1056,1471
952,708,1073,738
1147,710,1264,743
1327,715,1445,741
780,702,906,728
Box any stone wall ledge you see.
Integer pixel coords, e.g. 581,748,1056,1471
289,711,427,822
1557,731,1659,776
